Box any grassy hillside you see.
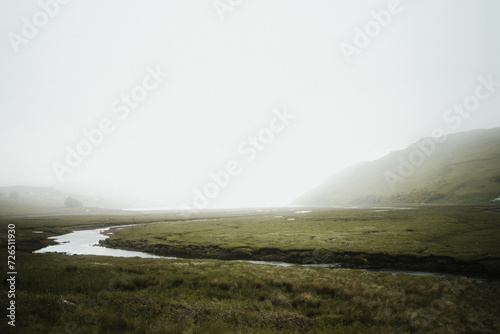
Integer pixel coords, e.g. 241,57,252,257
294,127,500,205
0,186,131,213
0,197,62,217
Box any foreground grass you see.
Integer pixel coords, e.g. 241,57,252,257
1,252,499,333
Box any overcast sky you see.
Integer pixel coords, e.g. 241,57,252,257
1,0,500,208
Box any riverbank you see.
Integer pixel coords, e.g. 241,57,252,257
101,233,499,279
31,223,463,277
100,206,500,279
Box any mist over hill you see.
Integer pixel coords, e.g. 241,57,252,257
0,186,133,216
293,127,500,206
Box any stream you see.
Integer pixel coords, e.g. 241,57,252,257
34,224,455,278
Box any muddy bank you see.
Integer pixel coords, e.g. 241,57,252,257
100,238,500,279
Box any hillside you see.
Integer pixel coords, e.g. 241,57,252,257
294,127,500,205
0,186,127,216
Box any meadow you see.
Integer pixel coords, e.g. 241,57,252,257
102,206,500,277
1,205,499,333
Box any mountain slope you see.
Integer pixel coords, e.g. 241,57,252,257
294,127,500,205
0,186,129,214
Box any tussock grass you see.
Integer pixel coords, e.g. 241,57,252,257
292,292,321,308
1,252,499,333
209,278,234,291
65,265,78,272
1,206,500,332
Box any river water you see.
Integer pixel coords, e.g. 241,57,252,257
34,224,452,277
34,225,165,258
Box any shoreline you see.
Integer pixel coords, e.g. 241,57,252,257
99,237,499,280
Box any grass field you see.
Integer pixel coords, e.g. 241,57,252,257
101,205,500,277
1,252,499,333
1,205,500,333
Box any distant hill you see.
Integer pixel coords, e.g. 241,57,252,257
293,127,500,205
0,186,128,216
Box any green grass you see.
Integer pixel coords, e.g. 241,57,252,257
103,206,500,264
1,205,500,332
1,252,499,333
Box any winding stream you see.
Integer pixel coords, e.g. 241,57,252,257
34,224,453,277
34,225,165,258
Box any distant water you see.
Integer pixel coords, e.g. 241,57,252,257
122,208,179,211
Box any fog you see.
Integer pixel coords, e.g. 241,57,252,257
1,0,500,209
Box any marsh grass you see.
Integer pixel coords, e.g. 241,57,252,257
1,206,499,332
0,252,498,333
102,206,500,266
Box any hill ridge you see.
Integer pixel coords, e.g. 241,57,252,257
293,127,500,205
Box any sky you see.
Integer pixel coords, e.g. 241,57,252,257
1,0,500,209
